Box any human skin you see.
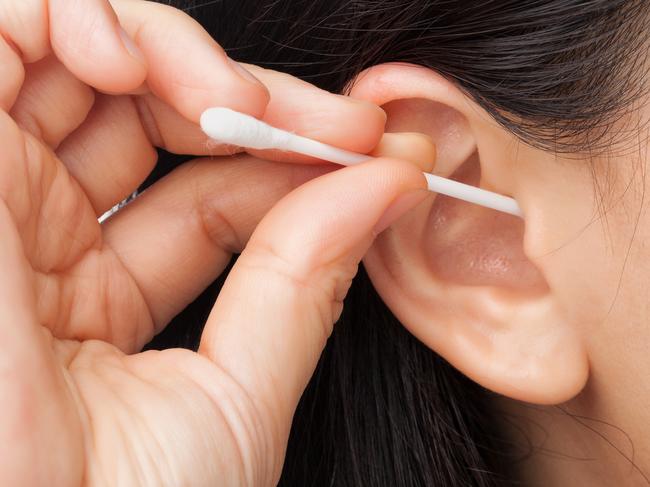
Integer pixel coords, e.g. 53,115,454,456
0,1,429,485
2,1,649,486
350,64,650,485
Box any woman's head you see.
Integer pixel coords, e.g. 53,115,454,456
157,1,650,485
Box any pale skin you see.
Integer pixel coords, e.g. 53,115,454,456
352,66,650,486
0,1,428,485
1,1,649,487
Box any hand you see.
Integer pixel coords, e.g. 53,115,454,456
0,1,427,485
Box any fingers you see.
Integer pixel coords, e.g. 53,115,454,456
198,158,427,478
371,132,437,172
109,0,386,168
58,71,386,215
131,66,387,158
0,0,50,63
48,0,147,93
102,156,333,334
2,0,271,116
4,0,382,162
57,94,158,215
129,93,216,156
1,0,142,93
5,0,386,223
0,37,24,111
10,56,95,149
244,65,387,163
0,203,44,360
0,202,83,487
112,0,269,123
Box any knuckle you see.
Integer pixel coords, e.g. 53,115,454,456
0,0,48,62
0,37,25,110
132,95,164,148
240,241,354,338
181,356,277,487
195,189,245,255
242,240,310,289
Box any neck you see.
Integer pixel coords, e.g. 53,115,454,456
496,369,650,486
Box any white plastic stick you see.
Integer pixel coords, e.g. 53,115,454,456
200,107,523,217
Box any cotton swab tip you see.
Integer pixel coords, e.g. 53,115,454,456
200,107,289,150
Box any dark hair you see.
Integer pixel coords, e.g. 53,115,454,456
146,1,650,485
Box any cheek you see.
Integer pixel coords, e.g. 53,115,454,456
521,151,649,331
537,225,615,325
548,208,650,328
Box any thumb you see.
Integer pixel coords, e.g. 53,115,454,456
49,0,146,92
198,157,427,482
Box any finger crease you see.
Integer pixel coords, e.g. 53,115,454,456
195,194,244,255
132,96,164,148
1,32,24,60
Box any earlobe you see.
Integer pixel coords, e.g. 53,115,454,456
351,63,590,405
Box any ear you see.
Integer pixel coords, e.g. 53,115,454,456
351,63,589,405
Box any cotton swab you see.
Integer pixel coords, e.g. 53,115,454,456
200,107,523,217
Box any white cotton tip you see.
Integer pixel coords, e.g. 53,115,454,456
200,107,291,150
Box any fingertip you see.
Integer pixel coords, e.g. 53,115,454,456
117,25,146,66
366,156,431,192
113,1,270,124
148,48,270,123
371,132,437,172
49,0,147,93
249,156,428,260
168,57,271,124
194,57,270,122
340,98,387,153
297,94,387,154
247,67,385,154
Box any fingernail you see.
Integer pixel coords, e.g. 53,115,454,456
227,58,262,85
118,26,146,65
373,189,429,235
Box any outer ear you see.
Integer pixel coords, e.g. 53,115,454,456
351,63,589,405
